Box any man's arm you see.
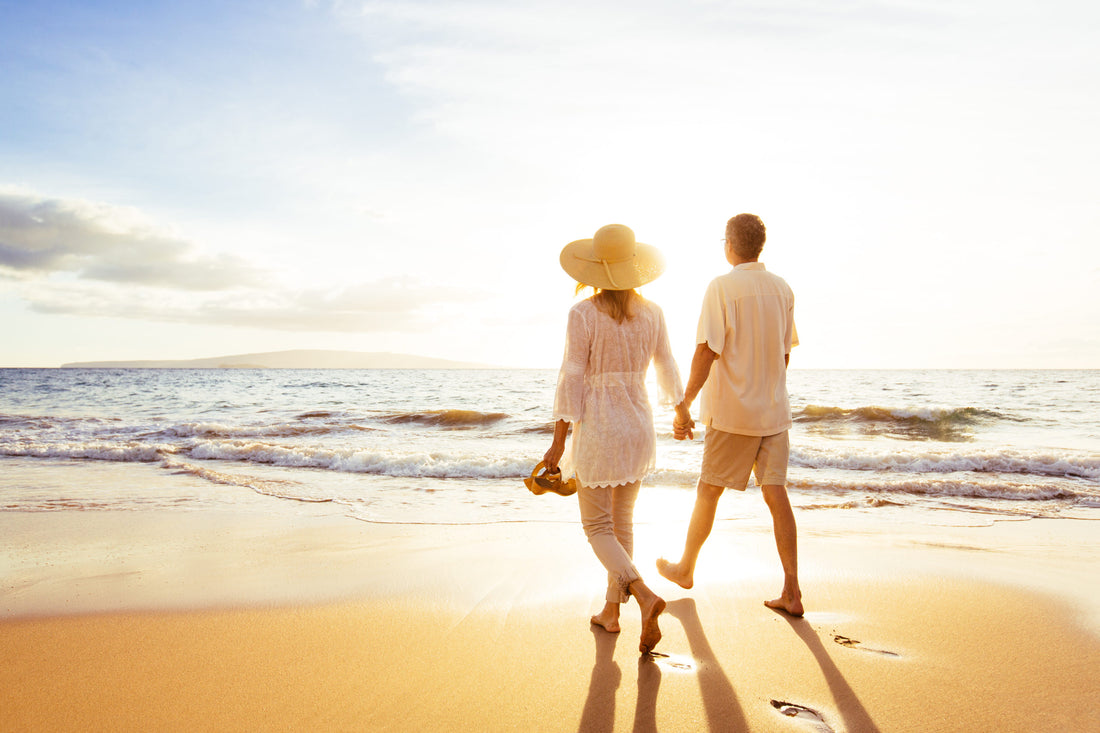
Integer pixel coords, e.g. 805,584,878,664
678,342,719,414
673,342,719,439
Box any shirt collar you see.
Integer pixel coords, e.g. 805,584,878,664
733,261,766,271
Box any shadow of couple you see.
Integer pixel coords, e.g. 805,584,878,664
577,598,881,733
577,598,745,733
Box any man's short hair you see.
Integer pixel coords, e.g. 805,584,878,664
726,214,766,260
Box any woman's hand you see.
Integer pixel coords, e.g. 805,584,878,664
543,442,565,472
544,419,570,471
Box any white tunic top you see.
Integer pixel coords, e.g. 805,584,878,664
553,297,684,488
697,262,798,436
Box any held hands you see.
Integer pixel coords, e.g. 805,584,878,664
673,402,695,441
673,417,695,441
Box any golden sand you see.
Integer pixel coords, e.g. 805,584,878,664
2,509,1099,732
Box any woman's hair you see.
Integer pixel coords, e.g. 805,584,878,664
576,283,638,323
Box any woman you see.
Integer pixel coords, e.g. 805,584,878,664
543,223,684,654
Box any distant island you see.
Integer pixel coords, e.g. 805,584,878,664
60,349,497,370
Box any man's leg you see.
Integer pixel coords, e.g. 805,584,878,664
656,479,724,589
761,484,803,617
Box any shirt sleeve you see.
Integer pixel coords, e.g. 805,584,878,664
552,305,590,423
696,279,726,354
652,305,685,406
786,288,798,351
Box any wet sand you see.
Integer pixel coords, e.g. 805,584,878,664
3,503,1099,732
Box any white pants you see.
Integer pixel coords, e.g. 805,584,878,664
578,481,642,604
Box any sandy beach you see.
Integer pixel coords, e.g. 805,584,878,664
3,485,1099,733
4,0,1099,723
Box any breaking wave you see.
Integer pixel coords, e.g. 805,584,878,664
379,409,510,428
797,405,1006,424
794,404,1010,441
149,421,374,439
0,441,170,462
4,437,1098,489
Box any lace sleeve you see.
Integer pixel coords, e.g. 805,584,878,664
652,305,685,406
552,305,589,423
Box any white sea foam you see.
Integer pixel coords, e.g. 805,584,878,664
187,439,530,479
4,434,1099,492
161,458,332,503
158,421,366,439
787,474,1090,503
2,368,1099,519
0,441,169,462
790,445,1100,480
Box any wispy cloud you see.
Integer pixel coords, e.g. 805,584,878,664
0,188,262,290
336,0,965,147
23,277,471,333
321,0,983,215
2,188,479,334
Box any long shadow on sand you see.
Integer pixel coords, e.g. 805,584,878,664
580,620,664,730
633,653,662,733
666,599,750,732
579,600,751,732
775,611,883,733
578,625,664,733
578,626,621,733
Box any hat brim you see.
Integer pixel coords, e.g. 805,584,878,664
559,239,666,290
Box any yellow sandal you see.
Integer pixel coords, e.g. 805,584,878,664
524,461,578,497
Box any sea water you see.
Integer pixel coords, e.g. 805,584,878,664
1,368,1097,524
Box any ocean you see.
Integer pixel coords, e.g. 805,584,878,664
1,368,1098,525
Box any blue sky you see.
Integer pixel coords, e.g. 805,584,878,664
2,0,1098,368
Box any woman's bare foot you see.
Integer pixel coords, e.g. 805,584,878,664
638,595,666,654
764,594,804,618
656,558,694,589
590,604,621,633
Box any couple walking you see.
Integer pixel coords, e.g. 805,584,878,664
542,214,802,656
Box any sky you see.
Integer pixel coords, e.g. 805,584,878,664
1,0,1097,369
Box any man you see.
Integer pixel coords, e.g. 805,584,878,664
657,213,803,616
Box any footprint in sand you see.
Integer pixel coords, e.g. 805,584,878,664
646,651,694,671
832,634,900,657
770,700,835,731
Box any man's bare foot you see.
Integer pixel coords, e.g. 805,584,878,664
590,610,621,633
638,596,666,654
764,595,804,618
656,558,694,589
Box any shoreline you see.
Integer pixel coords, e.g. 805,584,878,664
5,494,1099,627
3,497,1100,731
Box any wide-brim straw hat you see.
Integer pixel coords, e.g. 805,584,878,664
559,224,665,291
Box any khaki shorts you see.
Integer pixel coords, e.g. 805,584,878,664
700,428,790,490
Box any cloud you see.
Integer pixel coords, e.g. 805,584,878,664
22,277,473,333
2,187,483,334
0,189,264,290
192,277,478,333
321,0,974,205
337,0,963,133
